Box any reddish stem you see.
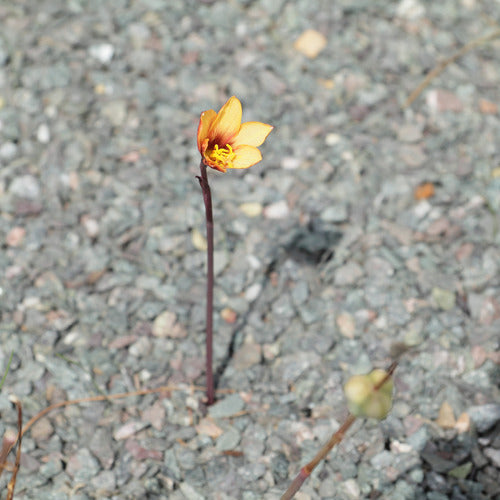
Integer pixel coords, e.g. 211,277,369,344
281,362,398,499
197,161,215,405
281,413,357,500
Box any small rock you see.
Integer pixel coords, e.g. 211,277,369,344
238,462,266,482
66,448,100,482
338,478,361,500
195,417,223,439
467,404,500,432
9,175,40,200
142,401,165,431
164,449,181,481
320,204,348,223
179,482,204,500
427,89,463,113
216,427,240,451
432,287,455,311
233,342,261,370
336,312,356,338
91,470,116,493
263,200,289,219
239,202,262,217
455,242,474,261
325,133,342,146
30,418,54,441
152,311,186,338
36,123,50,144
0,142,18,160
208,394,245,418
478,99,498,115
113,420,148,440
108,334,138,349
396,0,425,19
89,43,115,64
293,29,327,59
191,227,207,251
334,262,363,286
397,123,423,143
414,182,435,201
39,458,62,479
484,448,500,468
448,462,473,479
102,100,127,126
399,144,427,167
125,439,162,461
6,227,26,247
407,426,430,452
85,433,114,474
245,283,262,302
427,217,451,236
281,156,301,170
81,215,100,239
129,336,152,357
436,401,456,429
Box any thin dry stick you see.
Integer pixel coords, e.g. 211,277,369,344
281,414,357,500
6,396,22,500
281,363,397,500
2,383,209,462
403,28,500,108
0,430,17,478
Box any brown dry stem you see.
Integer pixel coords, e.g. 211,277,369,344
281,362,397,500
404,28,500,108
5,397,22,500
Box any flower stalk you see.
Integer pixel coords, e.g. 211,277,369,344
197,160,215,405
195,96,272,405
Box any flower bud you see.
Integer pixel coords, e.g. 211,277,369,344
344,369,394,420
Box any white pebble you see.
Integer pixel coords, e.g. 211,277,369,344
396,0,425,19
281,156,301,170
9,175,40,200
246,254,261,270
325,133,342,146
245,283,262,302
0,142,17,160
81,216,100,239
36,123,50,144
263,200,289,219
413,200,431,219
89,43,115,64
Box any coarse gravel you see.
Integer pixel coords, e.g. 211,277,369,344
0,1,499,499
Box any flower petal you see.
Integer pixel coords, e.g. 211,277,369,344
208,96,242,146
197,109,217,153
230,145,262,169
231,122,274,148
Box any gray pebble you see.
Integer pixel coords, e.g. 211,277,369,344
216,427,241,451
468,404,500,433
66,448,100,483
209,394,245,418
0,141,17,160
8,175,40,200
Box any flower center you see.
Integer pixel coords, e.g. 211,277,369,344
207,144,236,169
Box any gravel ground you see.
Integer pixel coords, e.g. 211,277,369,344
1,0,499,499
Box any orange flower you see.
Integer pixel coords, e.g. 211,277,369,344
197,96,273,173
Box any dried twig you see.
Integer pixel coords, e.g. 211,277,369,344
281,363,397,500
21,384,204,438
0,383,218,461
6,396,22,500
0,430,17,477
403,28,500,108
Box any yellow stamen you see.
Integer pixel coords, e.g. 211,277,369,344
207,144,236,169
